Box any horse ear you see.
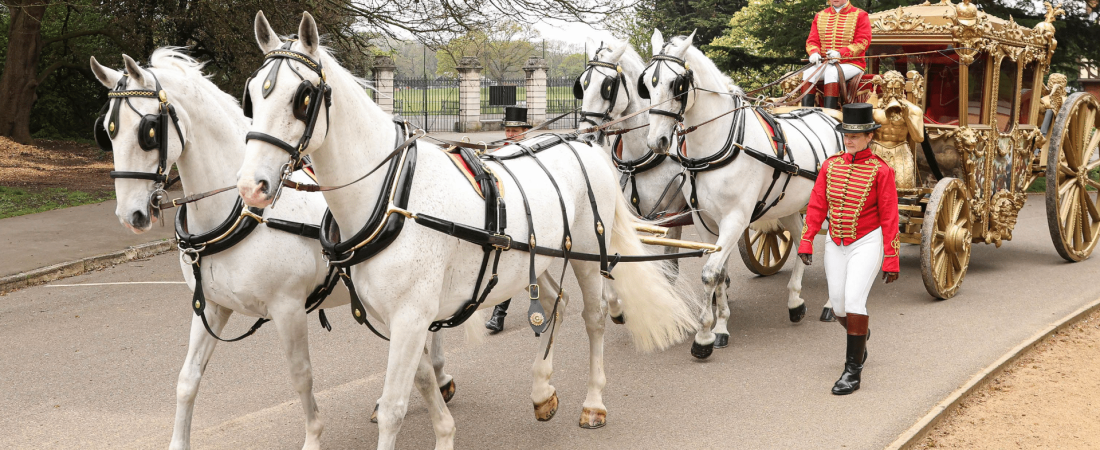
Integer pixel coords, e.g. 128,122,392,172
122,54,146,87
685,29,697,46
255,11,282,53
298,12,320,56
608,42,628,62
585,37,598,58
650,29,664,56
89,56,122,89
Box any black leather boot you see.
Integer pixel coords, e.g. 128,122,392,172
823,96,840,110
832,334,867,395
485,300,510,333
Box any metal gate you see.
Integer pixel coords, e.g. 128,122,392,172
393,76,460,131
547,76,580,130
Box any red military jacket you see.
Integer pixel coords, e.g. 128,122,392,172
805,2,872,70
799,148,900,273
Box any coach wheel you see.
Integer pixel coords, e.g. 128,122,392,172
920,177,972,300
738,225,792,276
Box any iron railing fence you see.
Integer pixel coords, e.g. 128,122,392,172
393,75,460,131
546,76,581,130
480,78,527,123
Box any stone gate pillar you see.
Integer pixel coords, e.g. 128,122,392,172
372,55,396,114
524,56,549,126
456,56,483,132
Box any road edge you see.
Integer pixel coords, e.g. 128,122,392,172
886,294,1100,450
0,239,176,294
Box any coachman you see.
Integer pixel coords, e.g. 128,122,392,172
799,0,872,109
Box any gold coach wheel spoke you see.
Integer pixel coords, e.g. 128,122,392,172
738,225,793,277
921,177,972,299
1045,92,1100,262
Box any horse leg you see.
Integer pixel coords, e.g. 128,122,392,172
605,283,624,325
431,331,456,403
780,213,809,323
413,340,457,450
573,262,609,429
169,304,231,450
531,273,566,422
712,266,732,349
269,305,324,450
663,226,683,282
692,217,746,359
376,312,438,450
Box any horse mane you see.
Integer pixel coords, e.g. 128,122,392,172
670,36,745,96
147,47,244,114
617,45,647,80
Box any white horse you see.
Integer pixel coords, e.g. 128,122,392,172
639,30,843,358
236,12,699,449
574,40,691,323
90,49,458,450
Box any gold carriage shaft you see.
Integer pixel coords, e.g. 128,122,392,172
747,0,1100,299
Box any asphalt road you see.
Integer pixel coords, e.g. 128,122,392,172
2,199,1098,449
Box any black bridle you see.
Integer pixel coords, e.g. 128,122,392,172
573,46,630,135
94,70,185,212
637,45,695,123
242,38,332,201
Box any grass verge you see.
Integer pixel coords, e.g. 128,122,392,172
0,186,115,219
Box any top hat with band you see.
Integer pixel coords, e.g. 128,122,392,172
835,103,881,134
504,106,533,128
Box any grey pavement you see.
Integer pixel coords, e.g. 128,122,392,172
0,199,176,277
2,198,1098,449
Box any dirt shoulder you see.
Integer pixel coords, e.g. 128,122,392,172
915,308,1100,449
0,137,114,192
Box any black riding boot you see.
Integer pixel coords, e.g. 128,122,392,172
823,96,840,110
831,314,866,391
485,300,510,333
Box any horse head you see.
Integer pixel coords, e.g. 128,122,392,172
575,40,633,144
238,11,332,208
638,29,698,155
90,53,194,233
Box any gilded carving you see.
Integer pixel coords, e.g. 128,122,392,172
906,70,926,108
872,71,923,189
987,190,1026,245
1041,73,1068,113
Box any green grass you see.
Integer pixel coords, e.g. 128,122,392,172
389,85,578,115
0,186,115,219
1027,168,1100,193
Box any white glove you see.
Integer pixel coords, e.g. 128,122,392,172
809,53,822,64
827,50,841,59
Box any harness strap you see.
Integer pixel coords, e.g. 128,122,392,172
483,153,540,325
428,146,506,331
341,269,391,341
558,138,614,279
191,264,270,342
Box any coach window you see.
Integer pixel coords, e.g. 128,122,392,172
924,60,961,125
966,55,988,126
996,57,1019,132
1018,62,1038,126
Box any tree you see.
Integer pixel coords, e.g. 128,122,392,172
434,21,537,79
634,0,748,52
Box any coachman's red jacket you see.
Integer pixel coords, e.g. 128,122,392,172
805,2,872,70
799,149,900,273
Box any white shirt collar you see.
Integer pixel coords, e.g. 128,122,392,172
832,2,848,12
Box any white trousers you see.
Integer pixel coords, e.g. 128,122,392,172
824,228,883,317
802,63,863,84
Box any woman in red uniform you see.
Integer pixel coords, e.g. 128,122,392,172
798,103,900,395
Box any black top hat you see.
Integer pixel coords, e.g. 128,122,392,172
504,106,533,128
835,103,881,134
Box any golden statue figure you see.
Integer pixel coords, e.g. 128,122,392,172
871,70,923,189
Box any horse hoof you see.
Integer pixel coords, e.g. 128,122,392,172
690,341,714,359
579,407,607,429
819,307,836,322
440,379,456,403
789,303,807,323
713,333,730,349
534,391,559,422
610,314,625,325
370,403,378,424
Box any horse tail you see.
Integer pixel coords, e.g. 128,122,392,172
608,193,700,353
463,309,488,346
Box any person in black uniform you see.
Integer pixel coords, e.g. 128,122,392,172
486,106,533,333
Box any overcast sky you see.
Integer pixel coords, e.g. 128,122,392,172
532,18,620,51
